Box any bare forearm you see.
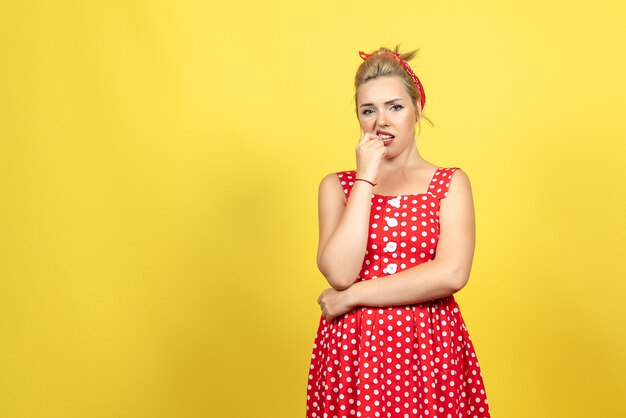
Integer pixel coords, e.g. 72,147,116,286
318,180,375,288
347,259,462,307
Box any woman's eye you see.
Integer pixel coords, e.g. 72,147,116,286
362,105,401,115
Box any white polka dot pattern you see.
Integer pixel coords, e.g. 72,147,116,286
306,167,491,418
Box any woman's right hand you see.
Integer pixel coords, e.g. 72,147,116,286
355,132,387,184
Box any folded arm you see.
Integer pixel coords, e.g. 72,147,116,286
346,169,476,308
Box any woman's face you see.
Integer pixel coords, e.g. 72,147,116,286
356,75,420,153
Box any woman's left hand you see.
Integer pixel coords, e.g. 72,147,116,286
317,286,356,322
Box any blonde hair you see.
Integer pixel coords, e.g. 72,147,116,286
354,44,434,127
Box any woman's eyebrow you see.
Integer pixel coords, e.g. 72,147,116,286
359,98,403,107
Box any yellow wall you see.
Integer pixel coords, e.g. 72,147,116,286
2,1,625,417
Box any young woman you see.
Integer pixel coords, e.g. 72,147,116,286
306,45,491,418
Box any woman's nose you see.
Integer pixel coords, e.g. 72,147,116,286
377,112,388,126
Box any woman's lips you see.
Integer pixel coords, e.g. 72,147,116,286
376,131,395,145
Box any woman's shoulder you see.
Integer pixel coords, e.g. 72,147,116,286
436,166,472,201
318,170,355,205
439,165,466,178
319,169,355,190
319,169,356,183
432,164,465,176
319,169,356,195
436,165,468,184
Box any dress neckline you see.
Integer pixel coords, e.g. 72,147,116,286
364,167,441,198
371,192,430,198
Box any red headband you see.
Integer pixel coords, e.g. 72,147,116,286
358,50,426,111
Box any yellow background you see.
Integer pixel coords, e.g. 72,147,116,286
2,1,625,417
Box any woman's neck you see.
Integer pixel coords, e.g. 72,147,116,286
379,143,429,173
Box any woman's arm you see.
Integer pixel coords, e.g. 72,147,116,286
317,172,375,290
345,169,476,307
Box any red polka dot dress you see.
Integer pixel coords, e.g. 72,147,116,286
306,167,491,418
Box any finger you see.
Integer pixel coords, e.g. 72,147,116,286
358,132,380,146
362,137,383,152
356,134,370,147
366,132,381,141
367,132,383,142
358,136,378,151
